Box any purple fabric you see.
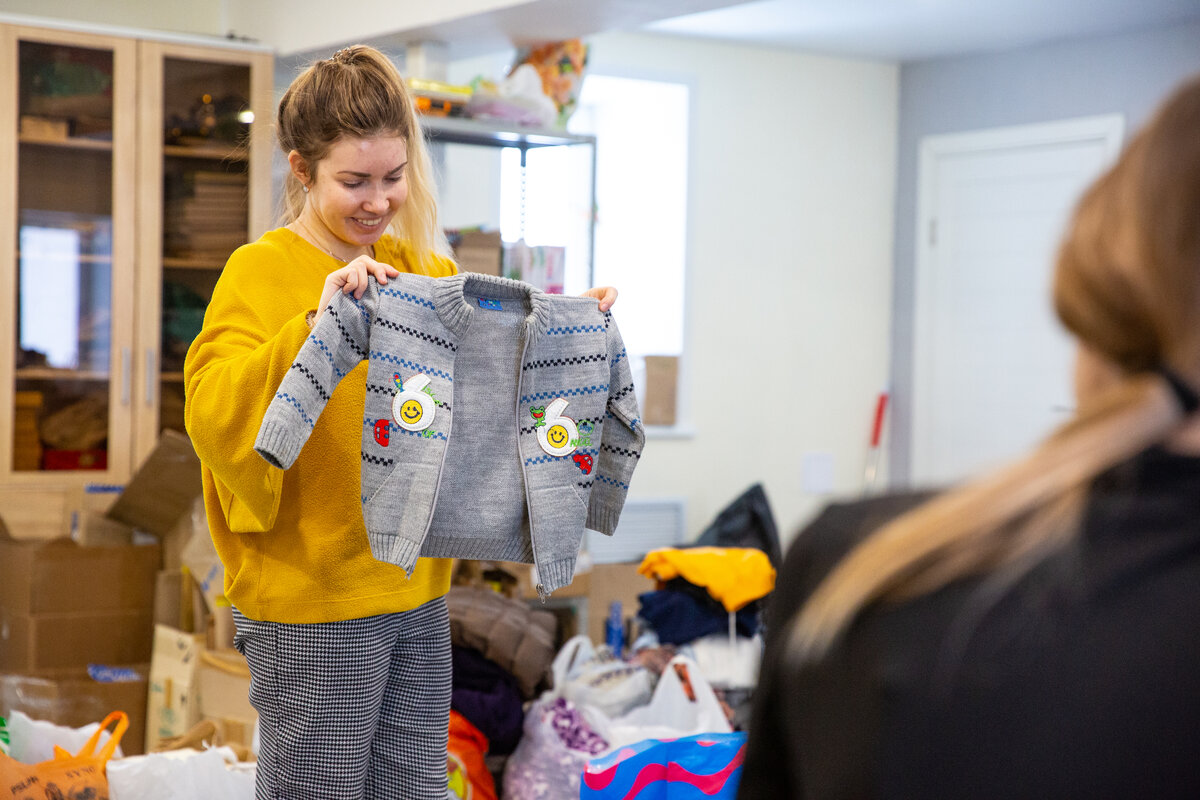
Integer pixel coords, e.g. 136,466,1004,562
546,696,608,755
450,645,525,755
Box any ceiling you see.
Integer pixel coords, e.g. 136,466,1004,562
643,0,1200,62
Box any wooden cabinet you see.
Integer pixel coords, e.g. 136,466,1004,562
0,22,272,505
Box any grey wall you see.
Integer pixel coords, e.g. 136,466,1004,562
888,21,1200,485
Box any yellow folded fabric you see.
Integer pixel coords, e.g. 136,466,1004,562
638,547,776,612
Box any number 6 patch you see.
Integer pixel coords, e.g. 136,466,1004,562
536,397,578,457
393,373,436,432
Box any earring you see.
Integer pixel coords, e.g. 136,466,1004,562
302,184,310,193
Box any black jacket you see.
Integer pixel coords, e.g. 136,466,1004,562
739,447,1200,799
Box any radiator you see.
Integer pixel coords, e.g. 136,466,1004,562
585,497,687,564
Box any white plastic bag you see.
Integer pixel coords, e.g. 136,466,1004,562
550,635,654,719
603,655,731,750
6,709,124,764
107,746,255,799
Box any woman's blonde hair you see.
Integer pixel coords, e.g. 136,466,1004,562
275,45,451,270
789,73,1200,661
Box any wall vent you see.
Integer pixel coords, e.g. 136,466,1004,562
585,497,687,564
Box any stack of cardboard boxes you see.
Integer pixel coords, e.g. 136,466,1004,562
0,431,256,756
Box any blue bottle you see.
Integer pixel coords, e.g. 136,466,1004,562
605,600,625,658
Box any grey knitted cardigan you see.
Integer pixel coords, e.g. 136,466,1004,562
255,272,644,597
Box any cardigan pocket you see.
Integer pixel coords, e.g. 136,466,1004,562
363,460,441,570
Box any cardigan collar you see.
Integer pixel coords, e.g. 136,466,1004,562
431,272,552,341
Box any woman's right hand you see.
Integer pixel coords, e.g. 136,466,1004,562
314,255,401,324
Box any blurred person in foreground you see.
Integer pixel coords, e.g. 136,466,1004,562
739,72,1200,799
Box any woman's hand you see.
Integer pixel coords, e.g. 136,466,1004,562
581,286,618,312
314,255,401,324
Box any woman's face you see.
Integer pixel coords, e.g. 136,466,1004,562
305,134,409,247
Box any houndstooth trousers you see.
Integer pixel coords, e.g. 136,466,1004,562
233,598,452,800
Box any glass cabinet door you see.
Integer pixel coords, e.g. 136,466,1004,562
135,43,270,463
9,32,135,478
158,55,253,436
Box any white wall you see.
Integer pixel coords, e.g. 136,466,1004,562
568,32,898,547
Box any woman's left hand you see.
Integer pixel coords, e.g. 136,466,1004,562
581,286,618,312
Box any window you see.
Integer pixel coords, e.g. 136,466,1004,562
501,75,690,425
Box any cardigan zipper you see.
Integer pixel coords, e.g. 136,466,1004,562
516,329,550,603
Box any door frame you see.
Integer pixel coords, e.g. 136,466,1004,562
911,114,1125,484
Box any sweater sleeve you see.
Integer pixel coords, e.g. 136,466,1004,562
255,280,377,469
587,310,645,534
183,245,318,533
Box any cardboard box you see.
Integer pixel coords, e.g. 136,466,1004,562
197,649,256,745
448,229,503,277
105,430,203,540
145,624,204,752
519,561,653,646
0,665,149,756
0,531,160,672
642,355,679,427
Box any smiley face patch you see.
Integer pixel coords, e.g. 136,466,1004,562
536,397,578,457
392,373,436,432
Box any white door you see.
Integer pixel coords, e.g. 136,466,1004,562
912,115,1124,487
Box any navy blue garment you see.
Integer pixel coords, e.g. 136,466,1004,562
637,587,760,645
450,645,525,755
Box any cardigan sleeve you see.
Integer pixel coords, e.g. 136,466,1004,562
586,310,645,534
254,280,378,469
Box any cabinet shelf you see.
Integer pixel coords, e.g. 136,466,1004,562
163,143,247,161
162,256,227,270
17,367,110,382
15,252,111,264
423,116,596,149
19,134,114,152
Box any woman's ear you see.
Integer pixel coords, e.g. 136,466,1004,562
288,150,311,188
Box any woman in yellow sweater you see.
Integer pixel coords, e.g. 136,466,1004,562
184,45,615,800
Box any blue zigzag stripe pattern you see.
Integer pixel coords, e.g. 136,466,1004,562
520,384,608,404
611,348,628,368
593,474,630,490
523,447,597,467
545,324,606,336
348,295,371,328
380,286,437,309
310,336,348,381
605,410,642,430
369,351,453,383
275,392,315,429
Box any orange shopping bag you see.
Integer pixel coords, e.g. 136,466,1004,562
0,710,128,800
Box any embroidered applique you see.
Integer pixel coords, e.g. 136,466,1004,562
537,397,578,457
393,373,436,432
571,421,594,448
572,453,593,474
530,406,547,427
373,418,391,447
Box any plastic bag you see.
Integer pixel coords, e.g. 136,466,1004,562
581,732,747,799
6,708,124,765
107,745,255,799
448,710,497,800
501,697,608,800
604,656,731,750
550,635,654,719
0,710,127,800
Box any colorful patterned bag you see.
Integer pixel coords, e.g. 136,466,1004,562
581,732,746,800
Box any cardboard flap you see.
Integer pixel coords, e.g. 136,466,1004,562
106,430,202,537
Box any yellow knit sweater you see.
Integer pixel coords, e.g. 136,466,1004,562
183,228,457,623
